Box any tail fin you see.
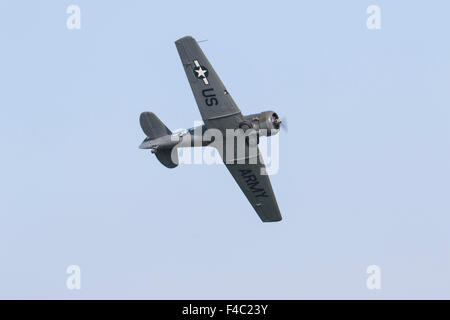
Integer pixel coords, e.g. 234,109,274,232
155,149,178,168
139,112,179,169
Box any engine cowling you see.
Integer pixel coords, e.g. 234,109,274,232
242,111,281,137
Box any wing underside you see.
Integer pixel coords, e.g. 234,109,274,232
224,149,282,222
175,36,282,222
175,36,243,130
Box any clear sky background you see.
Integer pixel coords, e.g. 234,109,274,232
1,1,449,299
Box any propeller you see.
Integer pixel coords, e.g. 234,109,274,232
271,114,288,133
280,116,288,132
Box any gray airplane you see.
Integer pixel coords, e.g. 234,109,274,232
139,36,283,222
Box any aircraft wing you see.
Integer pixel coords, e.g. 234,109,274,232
175,36,243,130
175,36,281,222
224,149,282,222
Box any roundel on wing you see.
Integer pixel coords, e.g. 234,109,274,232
193,65,209,79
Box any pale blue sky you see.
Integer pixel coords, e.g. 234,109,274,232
1,1,449,299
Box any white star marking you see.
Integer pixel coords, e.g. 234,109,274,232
195,67,207,78
193,60,209,85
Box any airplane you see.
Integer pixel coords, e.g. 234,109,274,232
139,36,283,222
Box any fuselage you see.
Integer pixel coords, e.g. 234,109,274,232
139,125,210,150
139,110,281,151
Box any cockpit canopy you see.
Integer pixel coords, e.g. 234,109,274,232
171,128,189,139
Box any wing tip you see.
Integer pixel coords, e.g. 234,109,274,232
261,214,283,223
175,35,196,44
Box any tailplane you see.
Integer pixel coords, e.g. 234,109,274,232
139,112,171,138
139,112,178,168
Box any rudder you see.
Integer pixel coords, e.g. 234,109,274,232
155,148,179,169
139,112,178,169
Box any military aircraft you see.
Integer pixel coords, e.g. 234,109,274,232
139,36,283,222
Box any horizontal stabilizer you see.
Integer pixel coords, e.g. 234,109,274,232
139,112,178,169
139,112,171,139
